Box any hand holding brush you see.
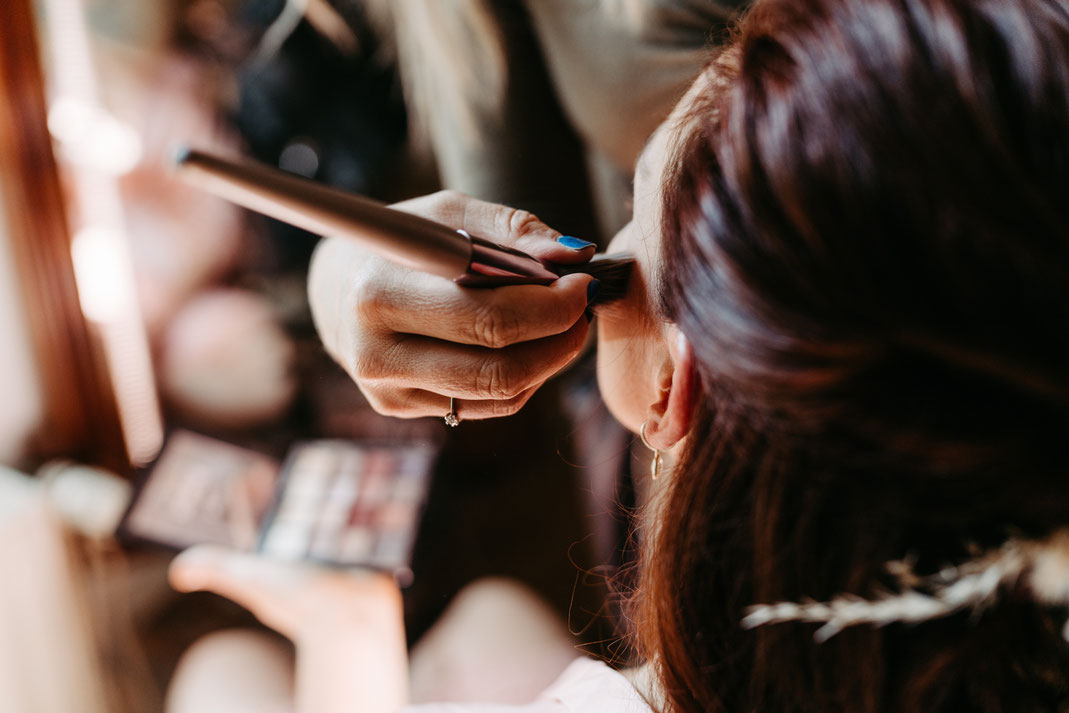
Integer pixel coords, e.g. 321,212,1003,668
174,149,630,420
174,149,632,302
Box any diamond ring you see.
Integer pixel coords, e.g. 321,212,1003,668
444,397,460,427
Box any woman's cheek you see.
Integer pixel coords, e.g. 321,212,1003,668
597,219,662,431
597,316,658,433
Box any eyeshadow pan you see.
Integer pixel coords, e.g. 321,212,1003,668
121,431,281,550
372,531,410,566
309,525,341,560
374,501,414,530
257,439,438,579
261,521,311,560
340,528,375,561
393,471,428,502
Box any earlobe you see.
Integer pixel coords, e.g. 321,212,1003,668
643,328,698,451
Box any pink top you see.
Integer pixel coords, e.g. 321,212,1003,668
403,657,654,713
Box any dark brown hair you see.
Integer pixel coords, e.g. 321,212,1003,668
638,0,1069,711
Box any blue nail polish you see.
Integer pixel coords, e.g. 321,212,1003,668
558,235,596,251
586,279,601,305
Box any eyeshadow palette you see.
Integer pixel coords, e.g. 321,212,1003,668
258,440,438,583
121,431,438,582
122,430,280,551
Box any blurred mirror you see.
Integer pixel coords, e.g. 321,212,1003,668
25,0,416,460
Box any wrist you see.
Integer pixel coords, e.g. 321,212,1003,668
294,576,408,713
296,573,404,644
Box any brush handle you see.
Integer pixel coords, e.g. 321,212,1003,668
175,149,559,286
456,231,561,287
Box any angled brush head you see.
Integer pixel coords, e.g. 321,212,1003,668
555,254,635,307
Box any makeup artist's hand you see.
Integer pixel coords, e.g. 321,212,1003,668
170,546,409,713
308,191,597,420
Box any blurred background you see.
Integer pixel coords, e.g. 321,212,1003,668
0,0,728,710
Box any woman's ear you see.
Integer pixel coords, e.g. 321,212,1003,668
643,327,697,450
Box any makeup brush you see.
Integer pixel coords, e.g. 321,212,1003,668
173,148,633,305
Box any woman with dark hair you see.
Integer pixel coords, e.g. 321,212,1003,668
167,0,1069,711
627,1,1069,709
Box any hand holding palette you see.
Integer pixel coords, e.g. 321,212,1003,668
121,431,438,583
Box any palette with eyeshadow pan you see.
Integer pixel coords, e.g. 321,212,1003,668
258,440,438,583
122,430,281,552
121,431,438,583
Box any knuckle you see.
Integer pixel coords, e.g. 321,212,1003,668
549,295,579,332
363,386,429,420
494,208,545,247
489,391,532,418
350,350,386,383
368,392,410,419
430,190,466,221
351,273,392,330
376,399,412,419
507,208,543,240
397,190,467,226
471,303,520,348
434,188,464,204
359,386,395,415
351,334,406,385
474,358,522,400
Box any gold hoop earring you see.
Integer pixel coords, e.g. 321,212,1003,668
639,420,663,481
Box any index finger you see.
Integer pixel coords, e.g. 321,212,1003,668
390,191,597,265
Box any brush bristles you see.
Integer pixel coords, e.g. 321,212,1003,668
554,254,635,306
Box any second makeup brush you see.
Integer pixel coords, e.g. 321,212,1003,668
174,148,633,305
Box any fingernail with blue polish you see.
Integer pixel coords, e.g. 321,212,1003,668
558,235,596,251
586,279,601,305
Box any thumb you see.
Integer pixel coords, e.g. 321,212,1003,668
170,545,309,636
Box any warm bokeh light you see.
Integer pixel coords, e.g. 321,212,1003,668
70,227,128,324
70,225,163,466
47,0,162,466
48,98,142,175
